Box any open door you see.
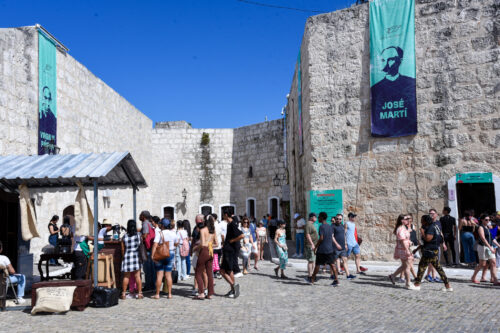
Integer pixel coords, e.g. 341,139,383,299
456,183,496,218
0,189,19,270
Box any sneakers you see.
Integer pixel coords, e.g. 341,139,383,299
304,277,312,284
227,290,235,298
291,253,298,258
16,298,26,304
331,280,339,287
346,274,357,280
296,254,304,259
433,277,442,283
441,287,453,292
126,293,136,299
359,266,368,272
191,289,198,296
425,275,433,282
407,284,420,291
234,284,240,298
234,272,243,278
398,278,406,283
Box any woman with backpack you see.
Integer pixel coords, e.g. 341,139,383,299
176,220,190,281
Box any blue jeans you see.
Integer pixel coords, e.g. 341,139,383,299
461,232,476,263
48,234,58,264
175,247,187,280
295,233,304,256
7,274,25,298
143,251,155,290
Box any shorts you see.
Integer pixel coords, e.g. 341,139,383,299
220,250,239,273
258,235,267,244
304,246,316,262
316,252,335,266
347,244,360,256
334,249,347,259
154,251,175,272
478,245,495,261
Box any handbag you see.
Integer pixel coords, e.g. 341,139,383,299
152,231,170,261
138,234,148,263
172,270,179,284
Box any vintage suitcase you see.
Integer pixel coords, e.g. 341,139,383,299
31,279,92,311
90,287,119,307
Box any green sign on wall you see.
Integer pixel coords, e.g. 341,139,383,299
309,190,343,221
456,173,492,184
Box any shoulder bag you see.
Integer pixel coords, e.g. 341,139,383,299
152,231,170,261
138,233,148,263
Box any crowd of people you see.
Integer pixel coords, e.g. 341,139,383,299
4,206,499,305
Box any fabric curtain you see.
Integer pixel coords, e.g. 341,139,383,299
74,181,94,236
18,184,40,241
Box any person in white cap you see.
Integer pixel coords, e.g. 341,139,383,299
293,213,306,258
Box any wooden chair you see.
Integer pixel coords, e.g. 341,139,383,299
85,254,116,288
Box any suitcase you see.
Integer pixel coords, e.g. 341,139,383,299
89,287,119,307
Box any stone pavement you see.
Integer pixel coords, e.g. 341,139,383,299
1,261,499,332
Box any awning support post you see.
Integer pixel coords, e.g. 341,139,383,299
93,179,99,288
133,186,137,221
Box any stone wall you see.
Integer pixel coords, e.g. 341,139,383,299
286,0,500,259
231,119,285,221
151,125,234,222
0,26,153,258
151,120,285,225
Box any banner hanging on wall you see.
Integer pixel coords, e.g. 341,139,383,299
370,0,417,138
297,50,303,155
38,31,57,155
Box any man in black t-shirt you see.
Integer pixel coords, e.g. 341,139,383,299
220,215,244,298
440,207,457,266
311,212,339,286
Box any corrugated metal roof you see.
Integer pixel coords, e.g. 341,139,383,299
0,152,147,190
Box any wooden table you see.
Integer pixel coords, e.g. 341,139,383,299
37,253,74,281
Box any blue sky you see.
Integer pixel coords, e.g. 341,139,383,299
1,0,354,128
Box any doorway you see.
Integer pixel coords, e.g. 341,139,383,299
220,205,235,219
200,205,213,216
163,206,175,220
246,198,256,218
456,183,496,218
269,197,279,219
0,189,19,269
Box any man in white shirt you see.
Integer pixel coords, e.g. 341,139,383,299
0,241,25,303
293,213,306,258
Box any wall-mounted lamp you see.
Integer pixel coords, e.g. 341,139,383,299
182,188,187,200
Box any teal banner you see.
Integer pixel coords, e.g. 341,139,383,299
297,50,303,155
38,31,57,155
457,173,493,184
309,190,343,222
370,0,416,137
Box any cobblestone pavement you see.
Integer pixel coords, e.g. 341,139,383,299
1,261,499,332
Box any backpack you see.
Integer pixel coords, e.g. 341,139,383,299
180,233,190,257
144,222,155,250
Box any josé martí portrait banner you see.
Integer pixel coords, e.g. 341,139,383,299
370,0,417,137
38,30,57,155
